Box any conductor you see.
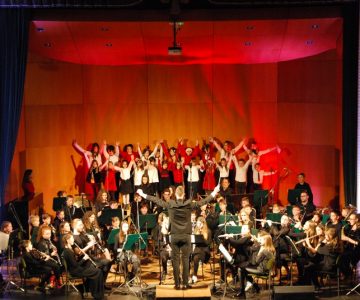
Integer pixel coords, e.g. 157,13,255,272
137,185,220,290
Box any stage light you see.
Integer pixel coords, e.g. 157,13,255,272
43,42,52,48
105,42,113,47
36,27,45,32
244,41,252,46
306,40,314,45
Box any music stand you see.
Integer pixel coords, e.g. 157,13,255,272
112,232,148,297
52,197,66,212
107,229,120,247
224,226,242,235
218,215,238,226
98,208,122,226
287,189,301,206
266,213,282,223
285,236,300,286
253,190,268,218
139,214,157,232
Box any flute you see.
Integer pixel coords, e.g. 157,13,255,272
73,241,98,267
295,233,322,244
255,218,281,225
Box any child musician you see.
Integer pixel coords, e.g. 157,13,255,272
114,221,140,282
34,226,62,287
191,217,211,283
21,240,62,291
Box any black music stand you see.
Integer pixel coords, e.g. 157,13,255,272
287,189,302,205
139,214,157,232
285,236,300,286
253,189,268,218
52,197,66,212
98,208,122,226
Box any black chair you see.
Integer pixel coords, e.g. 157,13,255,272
316,256,340,297
245,257,275,300
61,256,86,296
18,257,43,293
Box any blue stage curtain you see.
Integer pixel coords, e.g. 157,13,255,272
0,8,30,210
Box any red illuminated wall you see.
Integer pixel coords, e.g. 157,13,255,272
6,49,342,215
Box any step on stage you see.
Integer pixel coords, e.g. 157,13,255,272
156,285,211,300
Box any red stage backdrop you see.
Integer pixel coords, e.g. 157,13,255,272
5,20,343,216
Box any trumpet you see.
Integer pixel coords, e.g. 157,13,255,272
295,233,322,244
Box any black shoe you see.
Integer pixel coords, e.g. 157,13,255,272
182,284,192,290
253,283,260,294
174,285,181,290
104,286,112,291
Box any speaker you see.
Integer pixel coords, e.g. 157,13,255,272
273,285,315,300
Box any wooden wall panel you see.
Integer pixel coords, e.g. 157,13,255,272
83,65,148,104
24,61,83,106
82,103,149,145
277,103,337,146
25,105,85,148
148,65,213,104
148,103,213,145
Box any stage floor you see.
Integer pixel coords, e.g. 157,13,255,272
1,254,359,299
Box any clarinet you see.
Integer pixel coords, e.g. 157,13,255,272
47,239,63,266
31,248,59,265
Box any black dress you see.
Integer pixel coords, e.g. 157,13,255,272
62,248,104,300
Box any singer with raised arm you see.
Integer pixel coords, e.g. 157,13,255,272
136,185,220,290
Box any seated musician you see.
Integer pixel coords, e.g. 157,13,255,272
21,240,62,292
191,217,211,283
303,227,342,288
82,211,111,260
57,221,71,253
28,215,40,246
291,205,303,228
63,195,76,222
264,215,291,280
95,190,110,218
72,218,112,287
327,210,343,238
238,208,254,229
42,213,57,242
62,233,104,300
113,220,140,281
242,204,255,223
290,220,317,284
158,213,171,280
238,234,276,297
340,212,360,277
219,178,236,214
224,224,254,284
312,211,322,226
297,190,316,223
53,210,65,233
34,225,62,287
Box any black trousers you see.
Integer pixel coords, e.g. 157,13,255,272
171,234,191,286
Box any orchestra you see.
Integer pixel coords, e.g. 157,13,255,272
1,138,359,298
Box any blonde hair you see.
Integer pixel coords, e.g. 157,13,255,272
175,186,185,199
262,234,276,255
28,215,39,225
194,217,209,240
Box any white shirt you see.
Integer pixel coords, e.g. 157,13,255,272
0,232,9,252
114,161,134,180
147,165,159,183
134,168,145,186
233,157,251,182
185,165,202,182
73,141,102,168
252,164,274,184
